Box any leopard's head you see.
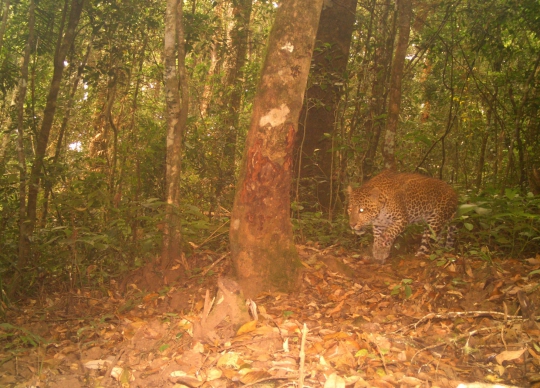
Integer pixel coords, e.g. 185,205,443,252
347,186,384,235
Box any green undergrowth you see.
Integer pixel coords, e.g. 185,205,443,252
1,186,537,300
0,198,228,299
457,188,540,258
292,188,540,259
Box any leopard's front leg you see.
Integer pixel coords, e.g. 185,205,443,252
372,220,406,263
372,226,391,262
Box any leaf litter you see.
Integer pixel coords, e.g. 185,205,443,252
1,247,539,387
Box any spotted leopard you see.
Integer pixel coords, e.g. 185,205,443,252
347,170,458,263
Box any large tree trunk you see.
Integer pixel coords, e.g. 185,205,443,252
382,0,411,170
215,0,253,208
295,0,358,218
229,0,323,297
13,0,84,296
161,0,189,269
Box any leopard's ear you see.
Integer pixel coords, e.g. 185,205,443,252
369,187,382,202
346,186,353,196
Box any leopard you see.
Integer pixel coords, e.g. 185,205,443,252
347,169,458,263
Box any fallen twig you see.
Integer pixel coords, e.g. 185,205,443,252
457,383,522,388
411,326,498,363
397,310,529,334
201,253,228,277
298,323,308,388
103,348,125,387
243,375,298,387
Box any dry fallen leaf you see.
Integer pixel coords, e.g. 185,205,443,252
83,359,111,370
324,373,345,388
239,370,272,384
495,348,526,365
326,300,345,316
236,320,257,335
217,352,241,369
206,368,223,381
400,376,423,386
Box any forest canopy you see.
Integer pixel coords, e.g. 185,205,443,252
0,0,539,296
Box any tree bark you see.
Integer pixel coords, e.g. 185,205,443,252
0,0,10,52
382,0,411,170
502,53,540,194
13,0,83,296
15,0,35,292
161,0,189,269
229,0,323,297
295,0,358,217
41,42,91,228
475,131,489,191
215,0,253,207
362,0,393,179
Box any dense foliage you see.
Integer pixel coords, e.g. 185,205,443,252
0,0,539,296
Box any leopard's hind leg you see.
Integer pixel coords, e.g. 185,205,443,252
415,214,444,257
445,223,457,249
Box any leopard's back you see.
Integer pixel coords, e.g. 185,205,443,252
393,172,458,224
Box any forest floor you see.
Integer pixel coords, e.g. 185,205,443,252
1,244,540,388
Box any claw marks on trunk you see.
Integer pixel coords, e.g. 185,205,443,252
237,121,296,232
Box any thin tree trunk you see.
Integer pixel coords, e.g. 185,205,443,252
475,131,489,191
105,73,118,202
0,89,17,171
176,0,189,161
0,0,10,52
382,0,411,170
229,0,323,297
15,0,35,293
475,94,493,191
14,0,84,296
525,86,540,194
161,0,188,270
41,42,91,227
362,0,393,179
128,40,147,254
199,3,224,118
502,53,540,193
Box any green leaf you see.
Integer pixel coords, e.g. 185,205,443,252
404,285,412,298
464,223,474,231
474,207,491,215
505,188,518,200
496,236,510,244
159,344,170,352
355,349,369,357
458,204,477,215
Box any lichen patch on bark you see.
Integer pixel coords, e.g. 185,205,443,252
259,104,290,128
281,42,294,52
